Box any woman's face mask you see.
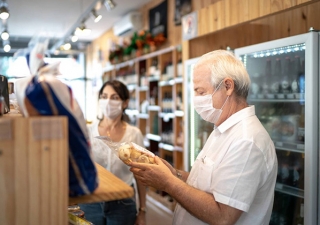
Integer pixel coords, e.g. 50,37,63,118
99,99,123,120
193,80,229,124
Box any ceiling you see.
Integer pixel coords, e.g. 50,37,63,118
3,0,152,55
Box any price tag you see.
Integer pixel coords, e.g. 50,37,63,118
0,120,12,140
32,118,63,140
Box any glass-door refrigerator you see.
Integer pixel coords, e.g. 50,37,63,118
235,31,319,225
184,32,319,225
183,57,216,171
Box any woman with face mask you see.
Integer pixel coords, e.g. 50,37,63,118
80,80,147,225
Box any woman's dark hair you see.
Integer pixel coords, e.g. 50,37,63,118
98,80,130,121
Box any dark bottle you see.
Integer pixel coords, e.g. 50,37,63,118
281,57,291,94
291,56,301,94
271,58,281,94
298,105,305,142
299,59,305,104
262,58,272,97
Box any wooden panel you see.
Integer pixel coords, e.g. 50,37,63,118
13,118,29,225
0,117,69,225
192,0,221,11
259,0,271,17
69,163,134,205
248,0,260,20
0,119,15,225
208,1,226,32
198,6,210,36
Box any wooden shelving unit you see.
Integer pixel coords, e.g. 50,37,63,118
101,45,184,211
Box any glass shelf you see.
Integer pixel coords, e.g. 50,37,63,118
275,183,304,199
273,141,304,153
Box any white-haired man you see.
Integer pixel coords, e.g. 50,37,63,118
130,50,278,225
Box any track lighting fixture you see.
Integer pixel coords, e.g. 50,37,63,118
92,9,102,23
75,21,91,36
104,0,116,11
0,0,9,20
1,28,9,40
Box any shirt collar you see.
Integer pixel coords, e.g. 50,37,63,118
215,105,256,133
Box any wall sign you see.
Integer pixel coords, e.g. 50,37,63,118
174,0,192,26
182,11,198,40
149,0,168,38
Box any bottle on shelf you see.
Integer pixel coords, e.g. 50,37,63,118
271,58,282,95
298,105,305,142
296,201,304,225
291,56,301,98
299,59,305,104
281,57,292,96
262,58,272,98
250,78,260,97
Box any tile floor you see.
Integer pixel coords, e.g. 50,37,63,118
146,195,173,225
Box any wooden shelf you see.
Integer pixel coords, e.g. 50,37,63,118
69,163,134,205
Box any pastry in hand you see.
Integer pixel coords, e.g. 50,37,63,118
137,155,150,164
130,149,142,159
119,144,132,161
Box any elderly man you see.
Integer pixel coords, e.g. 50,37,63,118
130,50,278,225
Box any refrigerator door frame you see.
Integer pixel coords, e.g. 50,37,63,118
235,32,319,225
183,56,200,172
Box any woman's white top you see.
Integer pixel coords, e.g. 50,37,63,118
87,121,144,186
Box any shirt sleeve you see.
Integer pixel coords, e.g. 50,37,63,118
212,139,266,212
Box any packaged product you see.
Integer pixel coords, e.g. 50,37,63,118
95,136,155,165
14,37,98,197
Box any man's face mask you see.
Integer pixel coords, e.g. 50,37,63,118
193,80,229,124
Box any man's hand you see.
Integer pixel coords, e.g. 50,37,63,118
129,156,176,191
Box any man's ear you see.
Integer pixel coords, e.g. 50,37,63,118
224,78,234,96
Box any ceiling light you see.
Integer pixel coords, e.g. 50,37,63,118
0,1,9,20
3,40,10,52
71,34,78,42
104,0,116,11
75,22,91,36
63,43,71,51
92,9,102,23
1,29,9,40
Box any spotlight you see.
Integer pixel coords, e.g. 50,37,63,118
71,34,78,42
92,9,102,23
63,42,71,51
3,40,10,52
75,22,91,36
104,0,116,11
0,1,9,20
1,29,9,40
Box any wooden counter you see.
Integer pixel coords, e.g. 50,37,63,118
0,116,134,225
69,163,134,205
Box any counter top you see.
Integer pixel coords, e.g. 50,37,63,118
69,163,134,205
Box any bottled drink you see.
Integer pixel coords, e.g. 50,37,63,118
291,56,301,96
281,57,291,94
299,60,305,104
262,59,272,98
298,105,305,142
271,58,281,94
296,202,304,225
